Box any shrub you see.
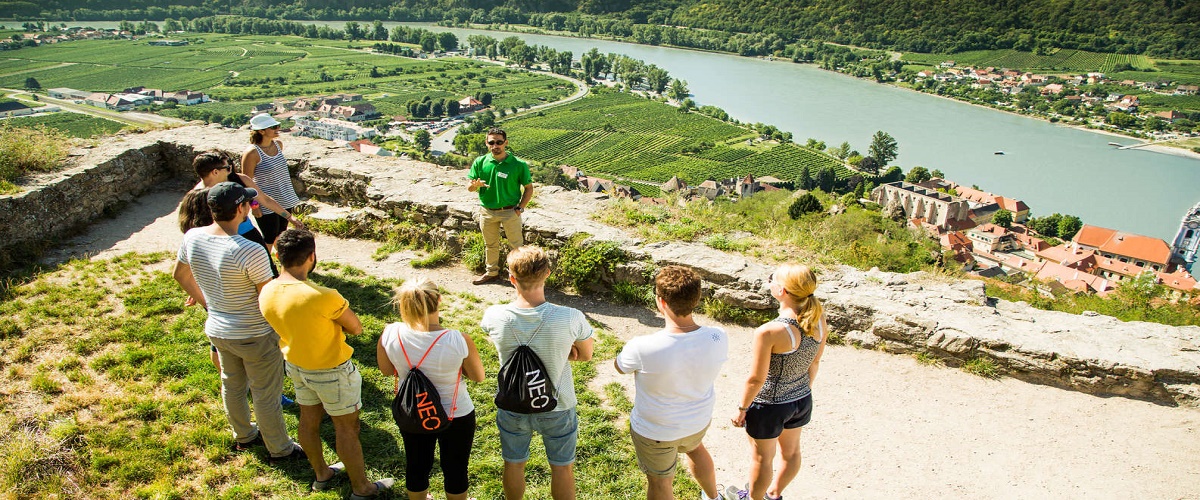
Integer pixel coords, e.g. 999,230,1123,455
548,234,625,292
611,281,653,306
700,298,773,326
788,193,824,219
460,232,487,273
0,124,69,183
411,246,452,268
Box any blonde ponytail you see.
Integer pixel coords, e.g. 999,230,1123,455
393,278,441,331
775,264,824,338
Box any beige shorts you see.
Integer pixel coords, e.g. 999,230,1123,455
630,424,709,477
285,360,362,417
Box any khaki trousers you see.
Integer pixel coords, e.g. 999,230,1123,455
479,207,524,276
209,332,295,457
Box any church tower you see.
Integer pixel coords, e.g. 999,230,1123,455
1171,201,1200,278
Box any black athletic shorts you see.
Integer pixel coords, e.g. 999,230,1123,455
744,394,812,440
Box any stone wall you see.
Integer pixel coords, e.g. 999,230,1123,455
5,125,1198,407
0,135,197,263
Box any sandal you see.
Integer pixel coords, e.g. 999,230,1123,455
349,478,395,500
311,462,345,492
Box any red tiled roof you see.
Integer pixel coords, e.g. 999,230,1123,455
1036,262,1113,293
1072,225,1171,266
1095,258,1146,277
1156,269,1198,293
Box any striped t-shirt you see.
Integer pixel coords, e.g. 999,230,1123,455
251,141,300,214
177,228,275,339
482,302,593,411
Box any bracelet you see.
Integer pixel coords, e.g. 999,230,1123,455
738,406,750,412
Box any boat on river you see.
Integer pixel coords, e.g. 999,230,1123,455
994,151,1005,155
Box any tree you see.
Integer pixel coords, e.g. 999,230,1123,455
531,163,578,190
24,77,39,89
645,65,670,94
371,20,387,41
858,156,879,176
668,79,690,101
1030,213,1062,237
1057,215,1083,240
1143,116,1167,132
789,193,824,219
869,130,898,166
796,165,813,190
344,21,362,40
437,32,458,52
419,33,437,52
817,166,836,193
1105,111,1135,128
905,166,931,184
930,169,945,179
993,208,1013,229
829,141,851,160
478,92,493,106
413,130,432,153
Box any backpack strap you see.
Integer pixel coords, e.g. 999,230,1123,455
396,326,459,421
515,307,551,346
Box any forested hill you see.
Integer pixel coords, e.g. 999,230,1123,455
8,0,1200,58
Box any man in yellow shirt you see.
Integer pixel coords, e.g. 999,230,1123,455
259,229,393,498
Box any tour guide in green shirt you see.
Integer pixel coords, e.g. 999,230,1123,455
467,127,533,285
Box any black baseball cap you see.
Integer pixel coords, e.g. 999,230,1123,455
207,181,258,211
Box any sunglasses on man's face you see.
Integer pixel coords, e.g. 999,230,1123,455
487,140,505,146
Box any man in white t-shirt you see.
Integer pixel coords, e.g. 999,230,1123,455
481,245,594,500
615,265,728,500
173,182,302,463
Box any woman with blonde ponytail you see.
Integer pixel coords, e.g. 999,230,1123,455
725,264,827,500
377,278,485,500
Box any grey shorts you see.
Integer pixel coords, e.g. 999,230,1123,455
285,360,362,417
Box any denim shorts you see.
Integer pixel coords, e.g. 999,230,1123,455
285,360,362,417
496,407,578,466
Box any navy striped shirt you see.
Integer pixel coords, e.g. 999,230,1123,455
251,141,300,214
177,228,275,339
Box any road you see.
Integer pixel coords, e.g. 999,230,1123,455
430,62,590,156
2,88,187,127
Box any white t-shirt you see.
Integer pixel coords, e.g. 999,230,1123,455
176,228,275,340
380,323,474,418
482,302,593,412
615,325,729,441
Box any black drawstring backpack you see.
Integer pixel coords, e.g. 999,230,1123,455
391,328,460,434
495,317,558,414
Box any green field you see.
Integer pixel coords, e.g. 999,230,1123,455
503,91,850,186
901,49,1157,74
0,34,569,124
3,112,127,138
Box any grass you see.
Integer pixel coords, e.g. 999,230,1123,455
0,122,69,183
0,252,683,497
913,352,944,367
983,278,1200,326
4,112,127,138
595,190,943,274
961,357,999,379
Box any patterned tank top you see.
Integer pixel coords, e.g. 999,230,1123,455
251,140,300,214
753,317,823,405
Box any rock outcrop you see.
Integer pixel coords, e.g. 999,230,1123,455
4,125,1197,406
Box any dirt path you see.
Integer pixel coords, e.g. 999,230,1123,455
46,187,1200,499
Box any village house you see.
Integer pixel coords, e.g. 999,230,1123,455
661,175,688,193
966,224,1017,253
1154,110,1187,123
1175,85,1199,96
954,186,1030,222
47,88,90,100
1034,261,1113,295
0,101,32,117
293,116,376,141
458,96,485,113
345,139,392,157
1070,224,1171,272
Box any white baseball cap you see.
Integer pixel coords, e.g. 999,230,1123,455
249,113,281,130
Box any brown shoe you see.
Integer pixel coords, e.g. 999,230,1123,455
472,273,500,285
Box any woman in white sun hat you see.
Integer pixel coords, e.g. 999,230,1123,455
242,113,302,250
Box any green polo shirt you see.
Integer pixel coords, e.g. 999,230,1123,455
468,152,532,209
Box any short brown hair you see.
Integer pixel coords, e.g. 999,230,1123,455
487,127,507,141
507,245,551,288
193,149,229,178
655,266,702,317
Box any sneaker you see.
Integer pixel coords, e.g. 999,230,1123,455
268,445,307,465
472,273,500,285
311,462,345,491
724,484,750,500
231,433,264,452
281,394,295,407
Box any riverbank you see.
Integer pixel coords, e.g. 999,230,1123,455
447,21,1200,160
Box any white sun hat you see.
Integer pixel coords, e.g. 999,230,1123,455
249,113,281,130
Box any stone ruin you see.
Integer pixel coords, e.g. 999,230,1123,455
1,125,1197,406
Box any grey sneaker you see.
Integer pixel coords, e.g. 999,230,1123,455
724,484,749,500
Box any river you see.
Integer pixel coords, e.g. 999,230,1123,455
58,20,1198,240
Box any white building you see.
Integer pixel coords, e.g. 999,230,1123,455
294,117,376,141
1172,201,1200,279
